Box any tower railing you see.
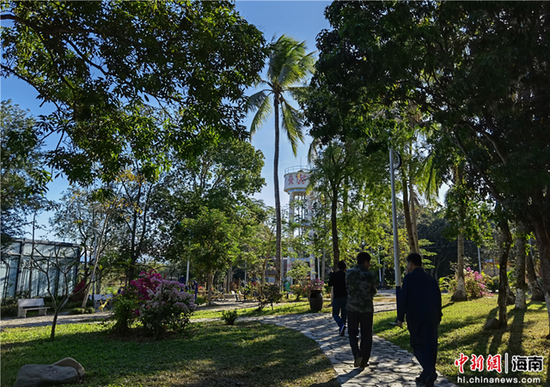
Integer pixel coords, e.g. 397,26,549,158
284,165,310,174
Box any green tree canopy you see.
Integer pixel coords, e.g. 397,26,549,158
1,100,52,245
315,1,550,330
1,1,266,183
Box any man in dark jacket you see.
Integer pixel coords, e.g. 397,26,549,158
328,260,348,336
397,253,442,387
346,252,377,367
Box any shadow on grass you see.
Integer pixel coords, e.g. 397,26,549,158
507,307,526,355
1,321,339,387
309,379,340,387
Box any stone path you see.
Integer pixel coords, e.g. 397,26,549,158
1,295,458,387
244,312,458,387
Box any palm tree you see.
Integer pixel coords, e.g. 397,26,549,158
247,35,314,287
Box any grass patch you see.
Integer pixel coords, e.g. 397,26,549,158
1,320,338,387
372,294,549,387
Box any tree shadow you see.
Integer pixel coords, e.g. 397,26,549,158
506,307,526,355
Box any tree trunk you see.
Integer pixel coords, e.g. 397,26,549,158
532,220,550,337
331,189,340,271
274,96,282,288
497,220,513,328
207,271,214,306
451,233,468,301
261,241,272,287
526,239,545,301
515,225,527,309
227,268,232,293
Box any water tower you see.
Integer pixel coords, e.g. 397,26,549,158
283,166,316,281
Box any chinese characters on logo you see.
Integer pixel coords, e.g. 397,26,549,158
454,353,543,374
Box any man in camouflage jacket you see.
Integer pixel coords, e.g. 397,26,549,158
346,251,377,368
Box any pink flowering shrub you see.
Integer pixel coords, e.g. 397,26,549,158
449,267,487,299
112,270,196,337
139,277,197,338
464,267,487,298
130,269,162,302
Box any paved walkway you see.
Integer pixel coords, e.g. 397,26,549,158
245,312,457,387
1,295,457,387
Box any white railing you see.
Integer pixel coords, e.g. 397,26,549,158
284,165,310,174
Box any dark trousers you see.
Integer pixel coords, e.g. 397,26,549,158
332,296,348,328
408,321,438,379
348,311,373,360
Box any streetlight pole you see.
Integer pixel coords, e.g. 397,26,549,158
389,147,401,289
389,146,402,321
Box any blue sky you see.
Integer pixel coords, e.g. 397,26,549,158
1,1,332,240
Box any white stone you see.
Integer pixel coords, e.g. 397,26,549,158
14,364,78,387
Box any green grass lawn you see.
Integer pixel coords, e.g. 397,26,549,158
3,294,548,387
1,319,338,387
373,294,549,387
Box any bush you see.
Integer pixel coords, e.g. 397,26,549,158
289,284,308,301
221,309,239,325
256,284,283,310
449,267,487,299
195,296,206,306
111,289,140,335
139,278,197,338
110,270,197,338
1,302,18,317
439,276,452,292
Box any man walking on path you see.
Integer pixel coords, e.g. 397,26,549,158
328,260,348,336
346,251,377,368
397,252,442,387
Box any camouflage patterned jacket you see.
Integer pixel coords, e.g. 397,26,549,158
345,264,377,313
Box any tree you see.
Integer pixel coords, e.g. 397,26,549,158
50,186,117,305
152,138,265,264
28,221,81,340
0,100,51,246
247,34,315,287
316,1,550,332
308,140,366,270
1,1,266,183
180,208,241,305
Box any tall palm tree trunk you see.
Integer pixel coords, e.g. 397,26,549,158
274,97,282,288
